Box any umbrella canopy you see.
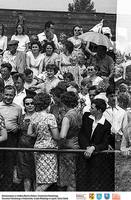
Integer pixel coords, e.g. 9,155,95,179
79,31,113,49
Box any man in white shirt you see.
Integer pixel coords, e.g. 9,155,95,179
3,40,26,73
38,21,58,49
104,86,125,149
13,73,26,113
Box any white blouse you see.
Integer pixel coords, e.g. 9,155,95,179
26,51,45,76
0,35,7,51
11,34,30,52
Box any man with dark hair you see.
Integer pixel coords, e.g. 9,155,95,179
88,85,97,103
104,86,125,149
89,45,114,77
77,98,112,191
38,21,58,48
79,98,110,154
13,73,26,113
0,85,22,190
0,62,14,86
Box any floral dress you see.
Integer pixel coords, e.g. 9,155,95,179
30,112,58,184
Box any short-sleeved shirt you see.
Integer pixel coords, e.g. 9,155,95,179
30,112,58,149
11,34,30,52
64,108,82,139
0,102,22,133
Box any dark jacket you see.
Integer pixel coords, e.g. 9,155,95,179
78,112,111,151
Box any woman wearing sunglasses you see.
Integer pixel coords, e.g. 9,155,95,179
16,96,36,191
86,65,103,86
68,25,82,55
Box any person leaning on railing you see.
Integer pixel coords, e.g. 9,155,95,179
77,98,111,191
27,93,59,191
58,91,82,191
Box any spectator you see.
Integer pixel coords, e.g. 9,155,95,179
58,32,67,53
38,21,58,49
104,86,125,149
58,91,82,191
0,24,7,55
67,81,79,94
17,96,36,191
60,40,74,74
114,65,126,90
78,98,111,190
24,68,37,90
0,85,22,190
79,98,110,152
50,85,67,130
34,64,60,94
42,41,59,70
13,73,26,113
85,65,103,86
83,85,98,113
89,45,114,77
117,93,130,110
79,78,92,113
3,40,27,73
28,34,39,50
63,72,74,83
26,41,44,76
27,93,59,191
68,25,82,54
95,78,109,103
0,63,14,86
11,23,30,52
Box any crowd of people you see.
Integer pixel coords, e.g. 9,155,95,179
0,19,131,191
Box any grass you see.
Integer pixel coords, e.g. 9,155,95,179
115,152,131,191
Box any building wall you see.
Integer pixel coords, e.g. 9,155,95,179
0,9,116,40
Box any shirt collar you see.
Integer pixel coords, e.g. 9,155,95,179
106,104,119,110
89,115,105,125
16,88,26,96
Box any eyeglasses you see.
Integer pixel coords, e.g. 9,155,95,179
25,102,34,106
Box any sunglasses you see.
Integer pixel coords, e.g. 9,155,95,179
25,102,34,106
74,29,80,32
87,68,94,71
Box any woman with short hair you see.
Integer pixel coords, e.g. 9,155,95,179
27,93,59,191
58,91,82,191
26,41,44,76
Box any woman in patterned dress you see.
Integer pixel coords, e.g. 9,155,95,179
27,93,59,191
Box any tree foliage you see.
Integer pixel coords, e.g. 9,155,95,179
68,0,96,13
